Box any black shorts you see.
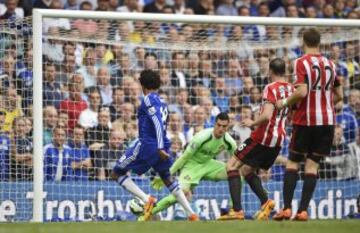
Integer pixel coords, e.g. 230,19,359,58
290,124,334,156
235,138,281,170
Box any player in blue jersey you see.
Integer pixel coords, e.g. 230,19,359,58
0,111,11,181
111,69,198,221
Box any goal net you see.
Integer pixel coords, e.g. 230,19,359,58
0,11,359,222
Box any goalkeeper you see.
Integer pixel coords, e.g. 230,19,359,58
150,112,238,217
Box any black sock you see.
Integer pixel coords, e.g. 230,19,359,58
227,170,242,211
245,173,268,205
283,169,299,209
298,173,317,212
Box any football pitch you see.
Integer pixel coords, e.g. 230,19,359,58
1,220,359,233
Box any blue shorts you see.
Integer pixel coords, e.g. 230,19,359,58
113,140,172,176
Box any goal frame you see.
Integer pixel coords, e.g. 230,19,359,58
32,9,360,222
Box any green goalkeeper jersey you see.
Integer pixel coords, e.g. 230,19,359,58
170,128,237,174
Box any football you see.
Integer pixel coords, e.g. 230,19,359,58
129,199,145,215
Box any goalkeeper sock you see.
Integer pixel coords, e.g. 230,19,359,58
151,194,177,215
298,173,317,212
118,175,149,203
283,169,299,209
170,183,194,216
227,170,242,211
245,173,268,205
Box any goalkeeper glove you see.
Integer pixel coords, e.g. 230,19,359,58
151,177,165,190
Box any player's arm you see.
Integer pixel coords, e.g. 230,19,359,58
242,103,274,128
169,147,193,175
276,59,308,110
151,108,165,150
170,134,203,174
277,84,307,110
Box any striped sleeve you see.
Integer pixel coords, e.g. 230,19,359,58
144,95,164,149
262,85,276,104
294,58,307,85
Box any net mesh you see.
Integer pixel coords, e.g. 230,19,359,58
0,17,33,222
0,15,359,221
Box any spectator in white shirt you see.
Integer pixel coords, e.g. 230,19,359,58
324,125,354,180
348,129,360,179
216,0,237,16
167,112,187,146
117,0,140,12
174,0,186,14
0,0,24,19
43,27,65,63
232,105,252,143
43,0,71,33
96,66,113,106
171,51,187,88
64,0,78,10
78,88,102,129
77,48,98,88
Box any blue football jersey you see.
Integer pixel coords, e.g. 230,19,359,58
0,133,11,181
70,143,90,181
336,112,358,143
44,143,73,181
138,92,170,149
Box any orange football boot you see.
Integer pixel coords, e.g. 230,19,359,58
273,208,292,221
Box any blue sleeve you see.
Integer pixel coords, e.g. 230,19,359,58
144,95,164,149
66,148,75,181
43,147,51,181
82,146,90,160
353,115,358,128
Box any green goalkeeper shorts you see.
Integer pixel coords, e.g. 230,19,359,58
179,159,226,185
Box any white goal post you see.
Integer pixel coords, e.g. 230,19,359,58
31,9,360,223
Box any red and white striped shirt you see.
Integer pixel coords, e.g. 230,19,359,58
292,54,339,126
251,81,294,147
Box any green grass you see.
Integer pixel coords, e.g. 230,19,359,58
1,220,359,233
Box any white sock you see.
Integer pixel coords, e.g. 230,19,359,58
171,186,195,216
118,175,149,203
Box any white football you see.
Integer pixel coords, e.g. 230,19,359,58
129,199,145,215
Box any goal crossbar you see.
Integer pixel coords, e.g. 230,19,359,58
34,9,360,26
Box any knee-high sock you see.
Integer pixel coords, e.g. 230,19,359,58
245,173,268,205
118,175,149,203
298,173,317,212
283,169,299,209
227,170,242,211
168,182,194,216
151,194,177,215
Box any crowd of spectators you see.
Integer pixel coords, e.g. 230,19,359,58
0,0,359,182
0,0,359,19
